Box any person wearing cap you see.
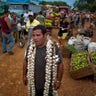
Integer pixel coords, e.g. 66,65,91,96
23,9,30,24
26,12,40,45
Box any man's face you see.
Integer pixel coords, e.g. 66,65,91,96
32,29,47,47
12,14,17,19
29,15,34,22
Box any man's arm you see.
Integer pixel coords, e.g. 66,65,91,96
56,63,63,82
54,63,63,90
23,59,28,85
53,43,63,90
11,21,18,26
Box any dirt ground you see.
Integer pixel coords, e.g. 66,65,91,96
0,23,96,96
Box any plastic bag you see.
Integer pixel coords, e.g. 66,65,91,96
68,36,77,45
88,42,96,53
83,37,91,46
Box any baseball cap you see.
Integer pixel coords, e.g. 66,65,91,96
28,12,34,16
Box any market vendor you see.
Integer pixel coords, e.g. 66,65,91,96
58,16,70,45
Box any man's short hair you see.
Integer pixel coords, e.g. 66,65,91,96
33,25,46,35
4,10,9,14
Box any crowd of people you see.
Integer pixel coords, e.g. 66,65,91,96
0,8,96,52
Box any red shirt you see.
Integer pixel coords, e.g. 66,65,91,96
0,16,10,34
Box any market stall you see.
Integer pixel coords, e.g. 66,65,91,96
67,34,96,82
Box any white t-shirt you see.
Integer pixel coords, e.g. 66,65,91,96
23,12,29,23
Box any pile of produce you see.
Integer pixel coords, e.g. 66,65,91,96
44,19,53,26
45,12,61,26
54,17,60,26
71,52,89,70
89,52,96,67
50,12,61,18
67,44,77,54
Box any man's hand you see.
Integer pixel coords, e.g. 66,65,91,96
23,76,28,86
54,81,61,90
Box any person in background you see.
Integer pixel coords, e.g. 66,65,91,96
0,10,15,55
23,9,30,24
58,17,70,45
11,12,19,43
81,12,86,28
23,25,63,96
17,16,27,40
0,20,2,42
26,12,40,45
36,11,45,25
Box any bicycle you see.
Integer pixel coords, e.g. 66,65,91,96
19,25,26,48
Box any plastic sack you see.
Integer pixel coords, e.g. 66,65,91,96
68,36,77,45
83,37,91,46
76,34,83,40
74,37,84,51
88,42,96,53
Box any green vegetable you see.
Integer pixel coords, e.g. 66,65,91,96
67,44,77,54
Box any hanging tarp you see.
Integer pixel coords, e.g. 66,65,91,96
6,0,30,4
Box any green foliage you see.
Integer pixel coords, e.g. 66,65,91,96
0,7,4,17
40,1,68,6
73,0,96,11
90,1,96,12
67,44,77,54
2,5,9,10
90,53,96,66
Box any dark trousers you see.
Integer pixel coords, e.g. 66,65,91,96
35,89,43,96
35,89,53,96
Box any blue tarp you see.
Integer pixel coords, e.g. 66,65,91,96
32,0,40,2
6,0,30,3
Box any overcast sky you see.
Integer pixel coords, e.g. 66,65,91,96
63,0,76,6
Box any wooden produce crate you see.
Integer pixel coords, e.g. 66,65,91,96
70,63,95,79
89,52,96,68
88,53,96,82
69,52,95,79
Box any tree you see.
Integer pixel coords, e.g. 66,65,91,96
73,0,96,11
39,1,68,6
